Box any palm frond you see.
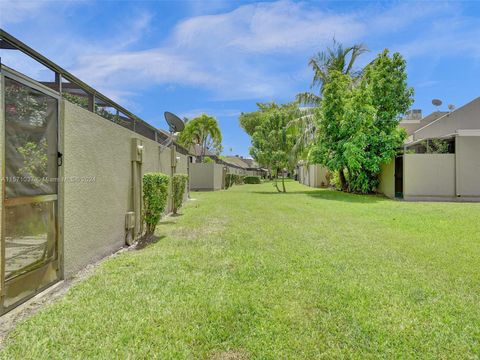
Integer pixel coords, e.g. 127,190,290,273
296,92,321,106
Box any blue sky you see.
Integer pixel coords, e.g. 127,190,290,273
1,0,480,156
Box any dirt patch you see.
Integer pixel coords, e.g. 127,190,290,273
134,234,164,250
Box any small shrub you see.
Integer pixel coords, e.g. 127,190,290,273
172,174,188,214
225,174,245,189
235,175,245,185
244,176,261,184
143,173,170,235
225,173,234,189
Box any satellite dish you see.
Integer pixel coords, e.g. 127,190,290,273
448,104,455,111
157,112,185,151
164,111,185,133
432,99,442,107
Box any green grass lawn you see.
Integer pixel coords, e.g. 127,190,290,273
2,181,480,359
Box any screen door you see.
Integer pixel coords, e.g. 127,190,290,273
1,74,60,312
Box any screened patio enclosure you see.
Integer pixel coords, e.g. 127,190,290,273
0,68,62,314
0,29,194,315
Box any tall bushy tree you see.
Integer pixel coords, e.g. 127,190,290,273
349,50,413,192
293,40,368,162
310,71,352,190
178,114,222,161
239,111,263,137
249,103,298,192
311,49,413,193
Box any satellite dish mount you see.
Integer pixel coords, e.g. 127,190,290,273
158,112,185,150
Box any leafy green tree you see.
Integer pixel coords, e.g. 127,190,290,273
354,50,413,192
310,71,352,190
239,111,263,137
311,49,413,193
178,114,222,161
293,40,368,161
250,103,298,192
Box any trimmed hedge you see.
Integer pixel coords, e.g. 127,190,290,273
244,176,261,184
172,174,188,214
143,173,170,235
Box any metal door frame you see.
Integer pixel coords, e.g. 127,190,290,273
0,66,64,315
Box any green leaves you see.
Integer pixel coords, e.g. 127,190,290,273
312,50,413,193
178,114,222,159
172,174,188,214
248,103,298,190
143,173,170,235
244,176,261,184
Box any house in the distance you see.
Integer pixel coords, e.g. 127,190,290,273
223,156,266,177
378,97,480,201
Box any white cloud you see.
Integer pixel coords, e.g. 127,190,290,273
172,1,364,54
2,0,479,104
68,1,369,100
393,14,480,60
0,0,53,25
74,49,217,89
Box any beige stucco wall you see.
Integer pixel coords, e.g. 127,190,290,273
378,161,395,199
190,162,224,191
175,152,189,201
213,164,224,190
190,163,214,190
404,154,455,200
456,135,480,198
62,100,178,276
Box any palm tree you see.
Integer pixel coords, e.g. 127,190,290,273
307,40,367,93
291,40,368,160
178,114,222,162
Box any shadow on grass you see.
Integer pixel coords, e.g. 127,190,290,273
169,213,184,217
136,234,167,250
252,188,388,203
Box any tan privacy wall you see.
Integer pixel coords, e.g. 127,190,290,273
299,164,328,188
190,163,224,191
456,136,480,199
62,101,185,276
213,164,224,190
404,154,455,201
378,161,395,199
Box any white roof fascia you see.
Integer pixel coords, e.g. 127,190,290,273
457,129,480,136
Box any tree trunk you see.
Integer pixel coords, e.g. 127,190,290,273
201,137,207,163
274,169,281,192
339,169,347,191
281,171,286,192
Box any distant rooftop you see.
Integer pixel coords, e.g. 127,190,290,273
400,111,449,136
